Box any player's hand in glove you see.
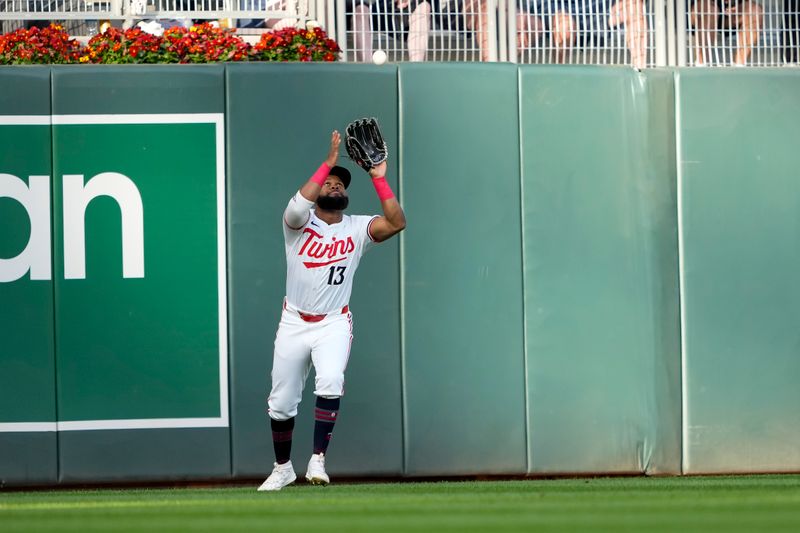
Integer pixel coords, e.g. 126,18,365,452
369,161,387,178
345,118,388,172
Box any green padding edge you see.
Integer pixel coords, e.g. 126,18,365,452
677,69,800,473
58,429,230,483
225,63,402,477
520,67,680,474
400,63,526,475
0,66,51,114
0,434,58,486
51,65,225,114
0,67,57,484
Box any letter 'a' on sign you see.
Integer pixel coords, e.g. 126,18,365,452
0,173,51,283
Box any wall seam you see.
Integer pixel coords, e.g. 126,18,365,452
49,67,62,482
517,66,532,476
674,70,688,476
223,65,234,480
397,66,408,477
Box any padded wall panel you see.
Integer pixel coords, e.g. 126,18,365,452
51,66,230,482
520,67,681,474
677,69,800,473
0,67,58,485
400,64,527,475
226,63,402,478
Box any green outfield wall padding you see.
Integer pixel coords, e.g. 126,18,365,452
4,64,800,486
677,69,800,474
399,64,527,475
0,67,52,113
520,67,681,475
0,434,58,487
50,66,231,481
58,429,230,483
0,67,58,485
51,65,225,115
225,64,403,478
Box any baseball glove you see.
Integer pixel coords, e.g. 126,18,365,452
345,118,388,172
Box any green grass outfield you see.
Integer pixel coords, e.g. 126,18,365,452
2,475,800,532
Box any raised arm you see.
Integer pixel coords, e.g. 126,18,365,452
367,161,407,243
284,131,340,229
299,131,340,203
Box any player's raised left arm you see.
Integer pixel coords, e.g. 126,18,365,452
284,131,340,229
367,161,406,243
298,130,341,203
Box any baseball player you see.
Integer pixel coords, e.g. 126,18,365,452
258,129,406,491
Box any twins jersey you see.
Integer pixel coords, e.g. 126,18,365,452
284,209,378,314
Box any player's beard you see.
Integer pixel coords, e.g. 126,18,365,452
316,194,349,211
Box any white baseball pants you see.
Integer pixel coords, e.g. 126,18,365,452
267,302,353,421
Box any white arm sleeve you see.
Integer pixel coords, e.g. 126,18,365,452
283,191,314,229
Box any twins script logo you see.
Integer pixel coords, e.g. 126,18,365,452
299,228,354,268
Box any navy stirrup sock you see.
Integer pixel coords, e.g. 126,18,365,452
313,397,340,455
271,417,295,464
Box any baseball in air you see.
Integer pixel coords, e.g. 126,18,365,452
372,50,387,65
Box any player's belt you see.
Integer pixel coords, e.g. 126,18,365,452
285,300,349,323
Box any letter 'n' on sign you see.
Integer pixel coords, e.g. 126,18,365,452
63,173,145,280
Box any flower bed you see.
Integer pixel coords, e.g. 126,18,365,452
251,27,340,62
0,24,82,64
0,23,341,65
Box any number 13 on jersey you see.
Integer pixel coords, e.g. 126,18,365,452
327,266,346,285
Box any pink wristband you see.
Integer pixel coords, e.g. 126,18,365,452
371,176,395,201
310,162,330,186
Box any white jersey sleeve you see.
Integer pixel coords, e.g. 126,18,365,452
283,191,314,230
283,209,380,314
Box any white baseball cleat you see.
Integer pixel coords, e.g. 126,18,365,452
257,461,297,491
305,453,330,485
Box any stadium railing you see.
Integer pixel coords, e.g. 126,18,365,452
0,0,797,65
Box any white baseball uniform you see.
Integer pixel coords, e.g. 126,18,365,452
268,192,379,421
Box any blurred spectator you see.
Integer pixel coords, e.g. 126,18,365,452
517,0,648,68
688,0,763,66
24,20,50,30
237,0,305,30
462,0,491,61
350,0,500,62
784,0,798,63
395,0,434,61
351,0,433,62
351,0,374,61
608,0,648,68
263,0,303,30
